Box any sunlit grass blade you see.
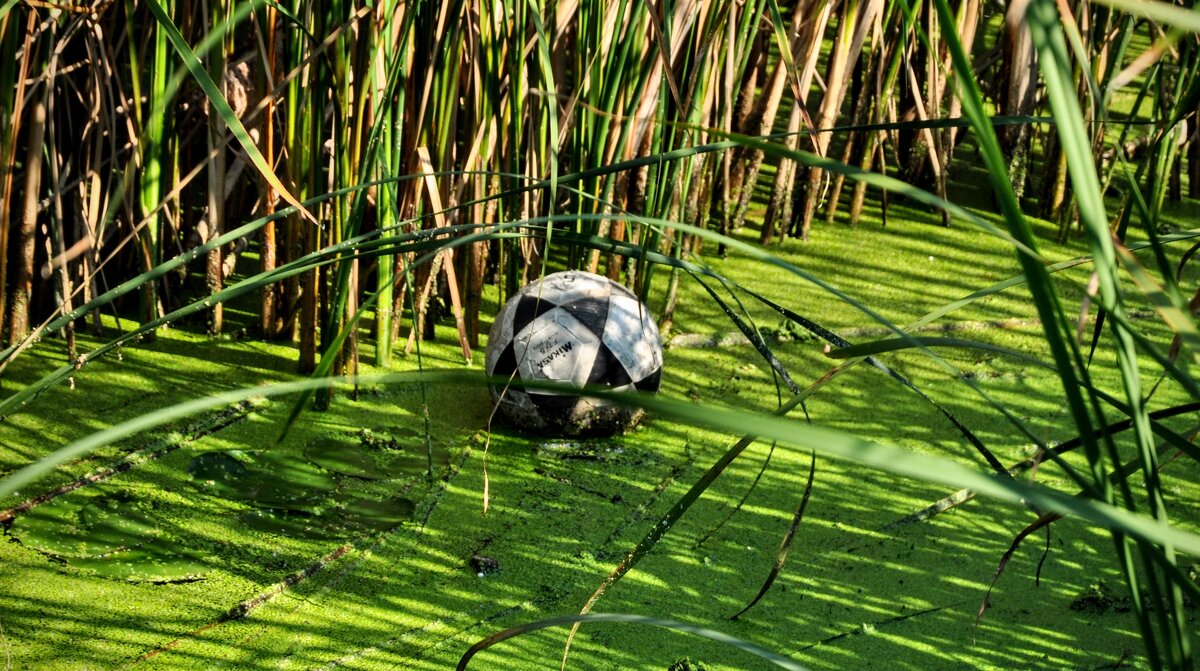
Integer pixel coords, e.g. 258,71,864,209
826,336,1054,368
1089,0,1200,32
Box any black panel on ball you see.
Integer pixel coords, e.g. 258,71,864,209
586,342,633,387
512,295,557,335
560,296,609,340
490,341,519,379
633,367,662,393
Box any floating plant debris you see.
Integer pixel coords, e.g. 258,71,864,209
359,425,448,462
535,439,626,461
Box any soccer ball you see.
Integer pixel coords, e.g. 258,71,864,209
485,270,664,435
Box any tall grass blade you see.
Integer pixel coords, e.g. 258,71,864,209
143,0,318,225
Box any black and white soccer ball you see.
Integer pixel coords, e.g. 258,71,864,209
485,270,664,435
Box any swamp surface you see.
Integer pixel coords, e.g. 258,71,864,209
3,202,1199,670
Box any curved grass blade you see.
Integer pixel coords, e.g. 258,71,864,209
931,8,1155,645
981,435,1200,629
691,272,799,394
878,404,1200,534
0,171,510,416
457,613,809,671
696,129,1040,260
622,391,1200,555
567,221,1198,481
0,215,495,419
273,225,505,442
0,0,17,23
976,512,1059,627
825,330,1200,470
826,336,1055,369
730,450,816,621
906,229,1200,332
950,1,1194,653
1089,0,1200,33
1115,242,1200,367
741,287,1017,477
694,441,779,548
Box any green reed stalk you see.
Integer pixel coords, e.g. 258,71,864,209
136,0,173,338
374,0,400,367
0,5,22,331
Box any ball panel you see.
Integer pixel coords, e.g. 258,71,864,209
586,341,634,387
511,294,558,338
538,270,613,306
601,293,663,382
606,278,638,300
558,295,610,341
633,367,662,393
489,339,519,380
512,309,600,388
485,302,513,375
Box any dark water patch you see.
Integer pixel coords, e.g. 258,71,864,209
305,437,390,479
188,441,425,540
68,547,208,582
12,493,161,557
242,494,414,538
188,450,337,509
304,434,433,480
9,492,208,582
331,495,416,532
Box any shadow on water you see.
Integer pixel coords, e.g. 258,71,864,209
0,344,1175,670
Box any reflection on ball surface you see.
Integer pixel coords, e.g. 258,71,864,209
484,270,664,435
